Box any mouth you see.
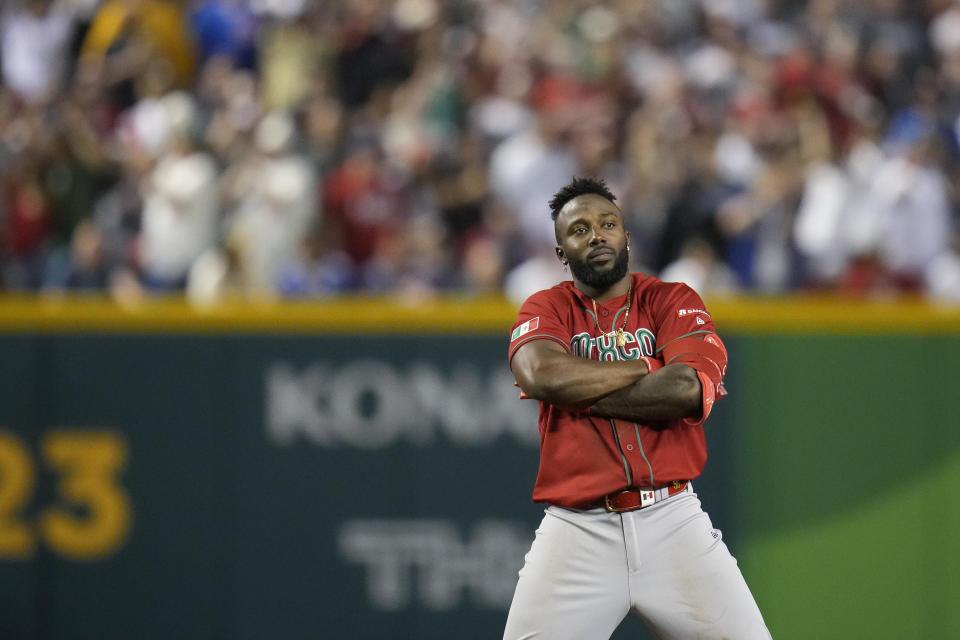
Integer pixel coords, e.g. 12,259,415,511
588,248,615,262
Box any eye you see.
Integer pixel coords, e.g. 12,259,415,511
603,221,616,229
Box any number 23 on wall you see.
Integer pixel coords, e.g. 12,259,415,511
0,430,131,561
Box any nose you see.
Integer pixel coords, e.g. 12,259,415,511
588,225,607,245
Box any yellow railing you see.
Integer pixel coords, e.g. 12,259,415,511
1,294,959,334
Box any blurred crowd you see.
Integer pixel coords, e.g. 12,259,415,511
3,0,960,305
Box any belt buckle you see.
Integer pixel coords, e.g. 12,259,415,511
604,489,656,513
603,490,628,513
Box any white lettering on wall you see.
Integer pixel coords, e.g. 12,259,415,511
338,519,531,611
265,361,539,448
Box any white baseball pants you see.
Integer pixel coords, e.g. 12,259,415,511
503,489,771,639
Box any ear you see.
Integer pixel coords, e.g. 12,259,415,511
555,247,567,265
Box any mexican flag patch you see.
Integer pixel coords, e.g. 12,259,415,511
511,317,540,341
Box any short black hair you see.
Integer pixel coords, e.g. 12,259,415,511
548,176,617,221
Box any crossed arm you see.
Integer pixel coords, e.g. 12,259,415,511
510,339,702,423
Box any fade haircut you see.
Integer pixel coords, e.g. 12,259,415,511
548,176,617,221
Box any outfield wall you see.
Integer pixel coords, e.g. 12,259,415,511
0,296,957,639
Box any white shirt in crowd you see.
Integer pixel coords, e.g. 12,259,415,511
140,151,219,284
1,3,73,103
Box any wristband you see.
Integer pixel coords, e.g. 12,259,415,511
682,369,717,427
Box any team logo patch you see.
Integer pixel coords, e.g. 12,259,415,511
511,316,540,341
678,308,710,318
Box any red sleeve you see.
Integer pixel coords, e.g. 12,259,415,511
507,289,571,364
651,283,728,426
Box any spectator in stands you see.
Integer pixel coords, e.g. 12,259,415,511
274,232,354,298
322,139,407,278
1,0,76,105
227,111,318,296
488,75,580,255
82,0,197,108
2,155,53,289
59,219,110,291
660,236,739,297
190,0,258,70
716,110,805,292
138,92,219,290
925,230,960,303
842,102,952,293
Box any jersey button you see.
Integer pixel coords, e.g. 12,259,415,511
601,309,609,317
626,444,634,451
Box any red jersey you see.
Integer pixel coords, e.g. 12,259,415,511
508,273,728,508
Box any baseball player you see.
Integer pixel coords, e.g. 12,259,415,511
503,177,771,639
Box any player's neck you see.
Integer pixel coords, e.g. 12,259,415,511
575,274,632,303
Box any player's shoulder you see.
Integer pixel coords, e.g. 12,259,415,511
519,280,578,307
636,274,709,319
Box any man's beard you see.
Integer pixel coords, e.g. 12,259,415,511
567,246,630,290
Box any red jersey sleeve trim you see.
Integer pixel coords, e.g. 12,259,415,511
654,330,713,355
508,333,570,363
682,369,716,427
667,352,724,382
